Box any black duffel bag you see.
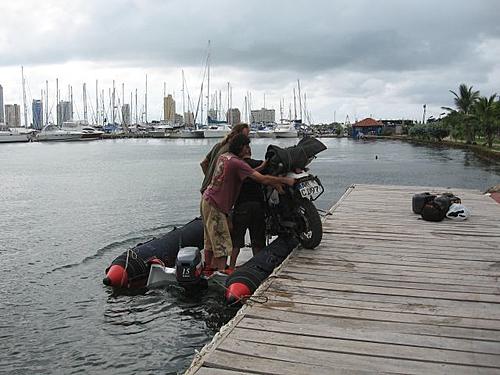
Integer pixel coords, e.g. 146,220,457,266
265,137,327,175
412,192,436,214
420,193,461,222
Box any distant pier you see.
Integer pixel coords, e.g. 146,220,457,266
186,184,500,374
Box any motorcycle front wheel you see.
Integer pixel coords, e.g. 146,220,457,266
296,198,323,249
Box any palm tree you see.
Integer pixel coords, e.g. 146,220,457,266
442,84,480,144
474,94,498,148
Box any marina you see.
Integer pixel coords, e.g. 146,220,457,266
186,184,500,374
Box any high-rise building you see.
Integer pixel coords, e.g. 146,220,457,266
0,84,4,124
250,108,275,124
57,101,72,126
226,108,241,125
5,104,21,127
184,111,194,126
163,94,175,123
32,99,43,130
122,104,131,126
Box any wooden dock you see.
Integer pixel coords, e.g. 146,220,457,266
186,184,500,374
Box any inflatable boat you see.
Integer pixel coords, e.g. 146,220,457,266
103,218,299,303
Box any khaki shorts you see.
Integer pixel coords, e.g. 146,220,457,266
201,198,232,258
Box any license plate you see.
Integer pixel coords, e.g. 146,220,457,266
298,179,320,198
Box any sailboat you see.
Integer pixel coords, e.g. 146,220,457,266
170,70,205,138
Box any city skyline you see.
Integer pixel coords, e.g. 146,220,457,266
1,0,499,124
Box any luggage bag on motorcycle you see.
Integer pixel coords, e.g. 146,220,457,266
265,137,327,175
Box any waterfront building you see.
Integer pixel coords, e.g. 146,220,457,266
57,101,72,126
226,108,241,125
163,94,175,123
352,118,383,138
0,84,4,124
250,108,275,124
184,111,194,126
122,104,131,126
5,104,21,127
32,99,43,130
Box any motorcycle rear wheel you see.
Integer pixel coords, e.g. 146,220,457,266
296,198,322,249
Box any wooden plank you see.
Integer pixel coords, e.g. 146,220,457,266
245,307,500,341
254,298,500,331
266,283,500,319
291,252,500,269
278,271,500,294
284,264,500,288
285,258,500,279
196,368,253,375
202,350,375,375
288,257,500,277
229,326,500,367
272,278,500,303
311,243,500,261
238,316,500,354
215,338,498,375
264,288,500,320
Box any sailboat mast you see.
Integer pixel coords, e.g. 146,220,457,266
219,91,222,121
182,70,186,124
207,40,211,125
56,78,59,126
122,82,125,126
21,66,28,128
83,83,88,123
280,98,284,123
70,86,73,121
293,88,297,120
101,89,105,124
297,79,302,120
135,88,138,124
95,80,99,125
227,82,230,125
145,74,148,124
111,80,115,124
45,80,49,126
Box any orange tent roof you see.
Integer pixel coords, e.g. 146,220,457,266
353,118,383,127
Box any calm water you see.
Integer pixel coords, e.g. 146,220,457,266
0,138,498,374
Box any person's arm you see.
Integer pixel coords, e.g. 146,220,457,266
200,158,209,175
200,145,217,175
249,171,294,193
254,159,267,172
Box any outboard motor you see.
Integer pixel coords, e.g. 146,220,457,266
175,247,203,288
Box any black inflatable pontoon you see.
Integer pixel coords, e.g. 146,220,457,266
225,236,299,304
103,218,204,288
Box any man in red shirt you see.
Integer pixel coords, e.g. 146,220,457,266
201,134,294,273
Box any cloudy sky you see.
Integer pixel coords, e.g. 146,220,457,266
1,0,499,124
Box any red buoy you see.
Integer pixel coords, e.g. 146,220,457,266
103,265,128,287
225,282,251,304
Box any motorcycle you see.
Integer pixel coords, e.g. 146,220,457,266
263,137,327,249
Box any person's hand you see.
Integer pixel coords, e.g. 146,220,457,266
273,182,285,194
282,176,295,186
